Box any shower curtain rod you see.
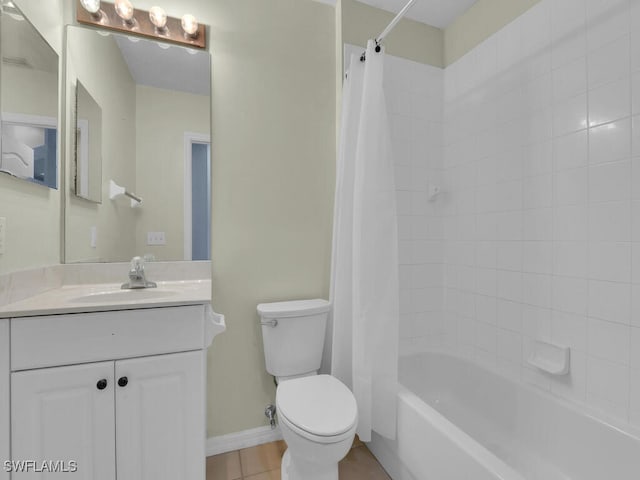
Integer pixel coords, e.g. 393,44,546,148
376,0,416,45
361,0,416,60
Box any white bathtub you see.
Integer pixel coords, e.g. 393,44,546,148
368,352,640,480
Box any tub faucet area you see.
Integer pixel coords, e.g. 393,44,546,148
121,256,157,289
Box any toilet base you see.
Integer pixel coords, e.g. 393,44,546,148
281,448,339,480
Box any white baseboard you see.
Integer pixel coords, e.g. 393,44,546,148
207,425,284,456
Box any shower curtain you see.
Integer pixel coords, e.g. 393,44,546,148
331,40,399,442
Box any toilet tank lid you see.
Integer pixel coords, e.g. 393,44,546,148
257,299,330,319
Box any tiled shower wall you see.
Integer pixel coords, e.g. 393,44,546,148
441,0,640,426
386,55,445,356
383,53,444,355
345,45,445,355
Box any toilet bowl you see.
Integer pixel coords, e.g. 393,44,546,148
276,375,357,480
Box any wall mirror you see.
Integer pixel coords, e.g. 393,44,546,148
65,25,211,264
0,2,58,188
75,80,102,203
0,1,61,275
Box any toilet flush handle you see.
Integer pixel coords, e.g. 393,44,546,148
260,319,278,327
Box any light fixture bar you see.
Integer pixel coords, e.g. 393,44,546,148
76,0,206,49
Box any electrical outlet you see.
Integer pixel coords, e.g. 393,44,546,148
146,231,166,246
90,226,97,248
0,217,5,255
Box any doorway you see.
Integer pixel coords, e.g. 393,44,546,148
184,132,211,261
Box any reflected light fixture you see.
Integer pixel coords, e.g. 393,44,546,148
1,0,25,20
149,6,167,30
114,0,134,23
79,0,100,15
181,14,198,37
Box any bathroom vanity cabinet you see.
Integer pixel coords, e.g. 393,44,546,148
4,304,217,480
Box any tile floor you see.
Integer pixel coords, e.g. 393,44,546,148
206,437,391,480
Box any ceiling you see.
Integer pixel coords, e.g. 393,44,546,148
115,36,210,96
356,0,478,29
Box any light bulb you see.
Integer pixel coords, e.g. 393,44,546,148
114,0,134,22
79,0,100,14
149,6,167,30
181,14,198,36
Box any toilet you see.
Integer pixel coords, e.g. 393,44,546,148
257,299,358,480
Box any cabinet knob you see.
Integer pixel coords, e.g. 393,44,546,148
118,376,129,388
96,379,108,390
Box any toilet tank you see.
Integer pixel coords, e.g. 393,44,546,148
257,299,331,379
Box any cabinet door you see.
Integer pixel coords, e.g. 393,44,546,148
115,351,205,480
0,320,8,480
11,362,116,479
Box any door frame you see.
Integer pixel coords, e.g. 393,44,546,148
183,132,211,261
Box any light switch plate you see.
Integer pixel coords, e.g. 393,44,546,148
0,217,5,255
147,231,166,246
90,226,97,248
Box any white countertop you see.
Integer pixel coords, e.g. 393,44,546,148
0,280,211,318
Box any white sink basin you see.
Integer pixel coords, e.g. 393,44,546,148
70,289,178,304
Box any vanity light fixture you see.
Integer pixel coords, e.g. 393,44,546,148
76,0,206,49
149,6,167,31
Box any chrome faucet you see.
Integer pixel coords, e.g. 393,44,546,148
121,256,157,289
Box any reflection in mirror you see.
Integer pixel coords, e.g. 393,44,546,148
75,81,102,202
1,118,56,187
65,26,211,264
1,3,58,188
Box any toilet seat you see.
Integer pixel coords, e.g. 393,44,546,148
276,375,357,444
